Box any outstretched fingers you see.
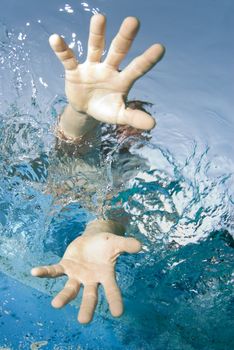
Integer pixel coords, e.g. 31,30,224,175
103,276,123,317
87,14,106,62
104,17,140,69
31,264,65,278
121,43,165,83
78,284,98,324
49,34,78,70
52,278,80,308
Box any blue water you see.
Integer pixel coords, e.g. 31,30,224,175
0,0,234,349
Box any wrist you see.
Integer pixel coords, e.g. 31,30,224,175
84,219,126,237
69,102,88,115
58,104,99,140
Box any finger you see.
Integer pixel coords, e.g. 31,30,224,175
121,43,165,83
78,284,98,324
104,17,140,69
31,264,64,278
52,279,80,308
49,34,78,70
117,106,156,130
116,236,142,254
103,276,123,317
87,14,106,62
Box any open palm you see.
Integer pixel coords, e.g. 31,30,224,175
31,230,141,323
50,14,165,130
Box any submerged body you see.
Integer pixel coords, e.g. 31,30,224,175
31,14,165,323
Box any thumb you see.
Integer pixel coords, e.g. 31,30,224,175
117,107,156,130
117,236,142,254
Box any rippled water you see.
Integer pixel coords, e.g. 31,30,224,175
0,0,233,349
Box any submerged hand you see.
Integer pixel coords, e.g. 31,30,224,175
31,220,141,324
49,14,165,130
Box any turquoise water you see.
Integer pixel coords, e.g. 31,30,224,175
0,0,233,349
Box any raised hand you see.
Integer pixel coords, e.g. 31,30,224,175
50,14,165,133
31,220,141,324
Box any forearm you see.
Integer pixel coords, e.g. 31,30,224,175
58,104,99,140
84,219,126,237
